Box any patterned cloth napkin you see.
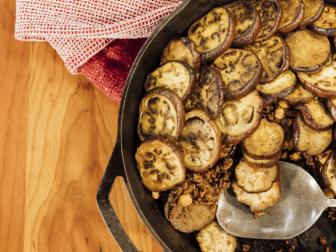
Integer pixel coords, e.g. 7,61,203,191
15,0,182,101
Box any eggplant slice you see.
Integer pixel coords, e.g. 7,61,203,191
256,69,296,101
161,38,201,72
283,84,314,105
278,0,305,33
196,222,237,252
135,139,186,192
296,99,334,130
225,1,261,47
198,67,225,118
216,91,263,145
232,182,281,216
255,0,282,42
311,5,336,37
179,109,221,172
235,159,278,193
138,88,185,141
286,29,331,73
322,153,336,195
243,119,284,159
297,55,336,98
293,115,332,156
247,35,289,83
145,61,195,100
188,7,235,61
300,0,325,27
327,98,336,121
164,175,217,233
243,151,281,168
212,49,262,100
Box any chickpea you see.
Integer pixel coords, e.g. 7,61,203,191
152,192,160,200
178,193,193,207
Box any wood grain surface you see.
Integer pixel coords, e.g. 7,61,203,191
0,0,162,251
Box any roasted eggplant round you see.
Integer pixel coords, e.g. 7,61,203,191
311,5,336,37
247,35,290,83
286,29,331,73
179,109,221,172
137,88,185,141
297,55,336,98
293,115,332,156
327,98,336,121
300,0,325,27
322,153,336,195
278,0,305,33
235,159,278,193
256,69,296,102
135,139,186,192
225,1,261,47
296,99,334,130
145,61,196,100
283,84,314,105
213,48,262,100
188,7,235,61
243,119,284,159
255,0,282,42
161,38,201,72
196,222,237,252
232,181,281,216
216,91,263,145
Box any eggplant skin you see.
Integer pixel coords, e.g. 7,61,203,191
226,1,262,47
300,0,325,27
327,99,336,121
311,6,336,37
243,151,281,168
277,0,305,33
137,88,185,141
283,85,314,105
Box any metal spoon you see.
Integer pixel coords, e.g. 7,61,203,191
216,161,336,240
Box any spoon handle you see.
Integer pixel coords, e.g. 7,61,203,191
328,199,336,208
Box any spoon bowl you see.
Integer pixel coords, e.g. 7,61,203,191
216,161,336,240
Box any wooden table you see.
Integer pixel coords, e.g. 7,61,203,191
0,1,162,251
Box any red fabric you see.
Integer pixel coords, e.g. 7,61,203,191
79,38,146,102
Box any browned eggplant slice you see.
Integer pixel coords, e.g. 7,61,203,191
327,98,336,121
135,139,186,192
179,109,221,172
235,159,278,193
243,151,281,168
300,0,325,27
283,84,314,105
213,49,262,99
247,36,290,83
296,99,334,130
286,30,331,73
188,7,235,61
243,119,284,159
198,67,225,118
225,1,261,47
164,175,217,233
256,70,296,101
298,55,336,98
145,61,196,100
161,37,201,72
232,182,281,216
255,0,282,42
138,88,185,141
196,222,237,252
216,91,263,145
311,5,336,37
322,153,336,195
293,115,332,156
278,0,304,33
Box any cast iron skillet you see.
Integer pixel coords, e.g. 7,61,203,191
97,0,336,251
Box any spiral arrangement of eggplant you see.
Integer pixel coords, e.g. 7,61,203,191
135,1,336,250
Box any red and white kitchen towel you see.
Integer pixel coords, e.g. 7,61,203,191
15,0,182,101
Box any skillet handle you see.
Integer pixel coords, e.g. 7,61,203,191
96,142,138,252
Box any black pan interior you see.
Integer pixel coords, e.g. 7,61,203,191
118,0,336,251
